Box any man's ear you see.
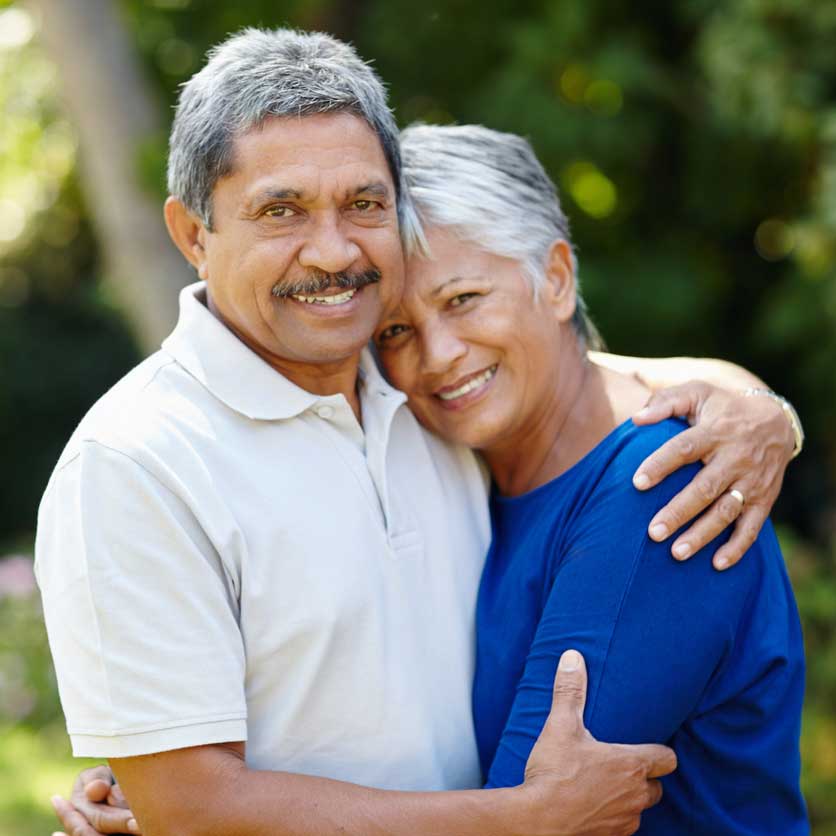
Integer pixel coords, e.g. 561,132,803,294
164,196,209,280
542,239,577,324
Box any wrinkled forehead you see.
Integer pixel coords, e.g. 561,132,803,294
225,112,395,203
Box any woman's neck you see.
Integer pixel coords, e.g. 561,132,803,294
485,347,650,497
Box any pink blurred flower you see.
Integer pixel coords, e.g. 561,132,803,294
0,555,36,598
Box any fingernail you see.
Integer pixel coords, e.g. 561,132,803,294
559,649,581,671
633,472,650,489
635,407,649,419
128,818,140,833
673,543,691,560
650,523,669,541
715,556,728,570
50,795,62,809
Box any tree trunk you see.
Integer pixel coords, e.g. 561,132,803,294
26,0,192,354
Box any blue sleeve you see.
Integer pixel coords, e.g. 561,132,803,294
483,430,764,788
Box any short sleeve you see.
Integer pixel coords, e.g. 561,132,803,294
35,441,247,757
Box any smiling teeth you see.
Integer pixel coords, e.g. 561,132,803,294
292,289,357,305
438,366,497,401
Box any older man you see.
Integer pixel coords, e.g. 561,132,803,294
39,27,796,836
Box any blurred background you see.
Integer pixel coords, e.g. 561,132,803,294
0,0,834,832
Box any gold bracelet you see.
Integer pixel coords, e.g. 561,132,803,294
742,387,805,459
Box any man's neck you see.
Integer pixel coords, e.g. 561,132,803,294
205,292,363,422
267,354,363,421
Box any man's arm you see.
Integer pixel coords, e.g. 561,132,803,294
56,653,674,836
589,352,767,391
590,352,797,569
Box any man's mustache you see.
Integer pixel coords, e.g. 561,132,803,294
271,268,382,299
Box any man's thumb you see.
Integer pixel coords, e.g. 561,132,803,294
549,649,588,734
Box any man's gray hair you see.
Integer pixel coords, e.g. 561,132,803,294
399,124,601,348
167,27,421,240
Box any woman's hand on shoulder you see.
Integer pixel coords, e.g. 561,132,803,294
630,381,797,570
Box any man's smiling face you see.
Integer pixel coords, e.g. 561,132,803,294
189,111,405,375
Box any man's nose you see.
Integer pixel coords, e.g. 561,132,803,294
298,213,362,274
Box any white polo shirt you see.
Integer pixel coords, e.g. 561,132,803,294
35,283,490,791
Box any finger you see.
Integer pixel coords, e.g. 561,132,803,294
645,778,664,809
75,788,140,835
627,743,677,778
712,506,767,570
632,385,703,427
83,778,112,803
107,783,129,808
668,485,746,561
646,463,726,544
546,649,588,736
79,765,114,788
51,796,99,836
633,426,710,492
83,801,141,835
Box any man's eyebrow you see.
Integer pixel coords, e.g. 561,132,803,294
246,187,306,208
348,182,391,200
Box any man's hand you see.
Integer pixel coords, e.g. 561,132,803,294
520,650,676,836
50,655,673,836
50,764,139,836
631,382,794,570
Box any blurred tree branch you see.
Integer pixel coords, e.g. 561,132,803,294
25,0,192,353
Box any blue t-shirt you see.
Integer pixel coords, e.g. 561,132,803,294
474,418,808,834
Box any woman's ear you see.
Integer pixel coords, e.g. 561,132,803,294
164,196,209,280
542,239,577,324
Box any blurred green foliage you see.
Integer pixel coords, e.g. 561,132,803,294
0,0,834,831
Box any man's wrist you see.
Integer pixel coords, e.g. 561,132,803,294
742,387,805,459
468,785,540,836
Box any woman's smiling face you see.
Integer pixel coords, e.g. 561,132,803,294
375,225,578,451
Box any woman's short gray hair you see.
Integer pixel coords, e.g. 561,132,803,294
167,28,421,239
400,123,601,348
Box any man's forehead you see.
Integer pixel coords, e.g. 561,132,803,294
230,112,392,184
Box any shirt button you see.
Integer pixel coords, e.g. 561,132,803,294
316,405,335,419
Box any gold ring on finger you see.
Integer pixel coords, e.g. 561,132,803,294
729,489,745,507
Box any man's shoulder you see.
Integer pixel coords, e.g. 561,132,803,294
55,350,212,473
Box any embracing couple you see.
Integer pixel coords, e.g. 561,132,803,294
38,27,808,836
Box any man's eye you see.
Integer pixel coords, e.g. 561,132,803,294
450,293,478,307
264,206,297,218
377,323,409,343
352,200,381,211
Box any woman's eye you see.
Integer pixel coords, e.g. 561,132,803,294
264,206,297,218
377,323,409,343
450,293,478,307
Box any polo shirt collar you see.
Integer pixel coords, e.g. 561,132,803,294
161,282,321,421
358,344,407,408
161,282,408,421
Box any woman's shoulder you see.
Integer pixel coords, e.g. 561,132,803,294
583,417,784,584
578,416,698,502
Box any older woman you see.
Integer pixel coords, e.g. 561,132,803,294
370,124,808,834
